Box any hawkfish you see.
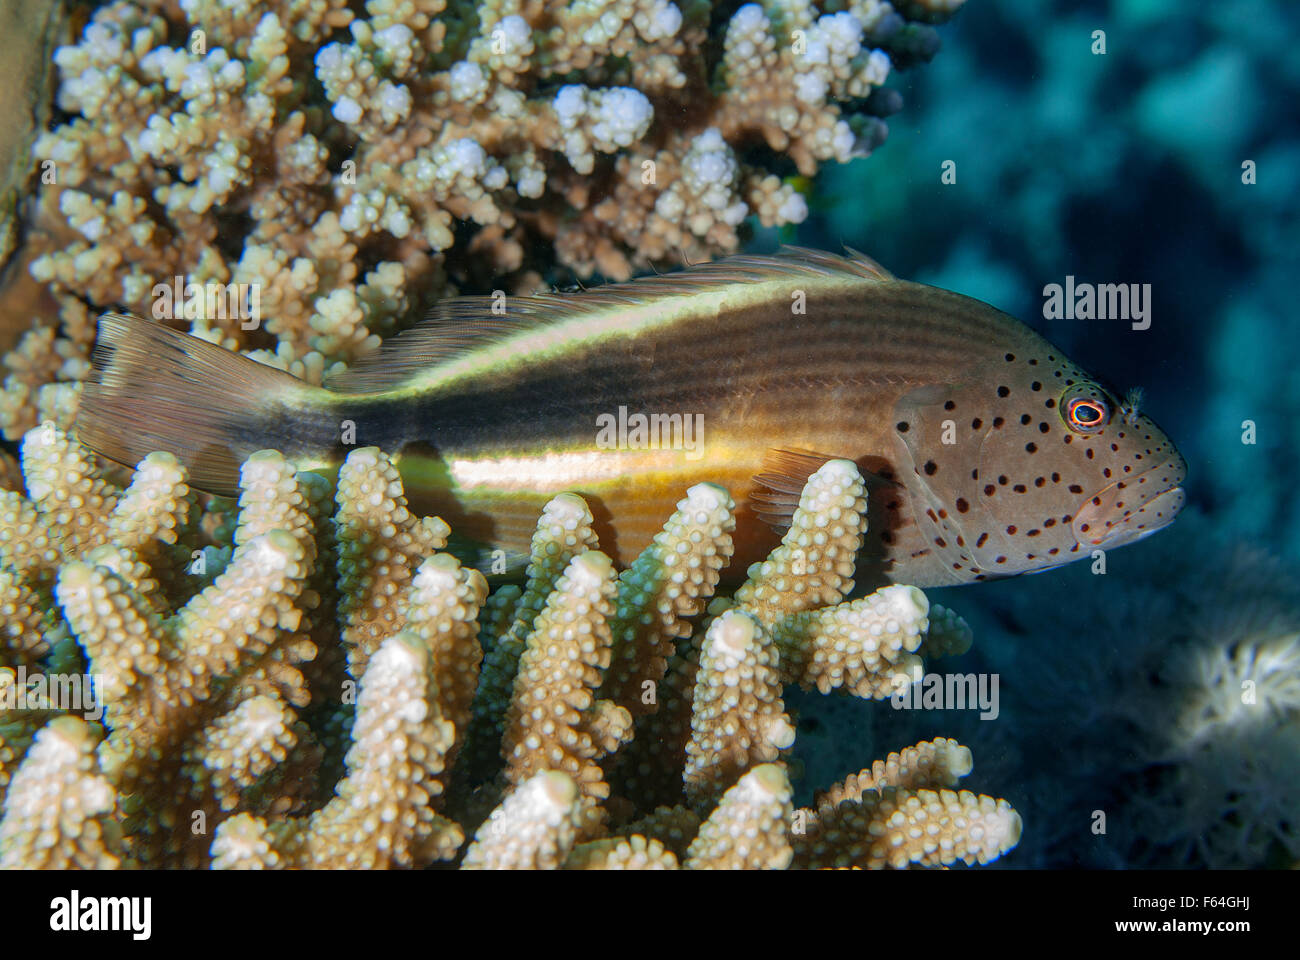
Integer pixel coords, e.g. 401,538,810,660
75,248,1186,587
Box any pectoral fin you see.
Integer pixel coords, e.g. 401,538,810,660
751,447,900,534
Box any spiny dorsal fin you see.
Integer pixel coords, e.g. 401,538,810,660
839,245,894,281
323,305,544,393
324,247,895,394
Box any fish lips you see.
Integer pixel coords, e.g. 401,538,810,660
1071,457,1187,549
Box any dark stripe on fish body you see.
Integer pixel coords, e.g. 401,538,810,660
336,282,1033,458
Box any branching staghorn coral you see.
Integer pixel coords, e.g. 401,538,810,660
792,736,1019,868
4,0,966,439
0,427,1016,868
0,717,122,870
0,429,334,867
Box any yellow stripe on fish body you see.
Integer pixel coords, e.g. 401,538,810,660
75,248,1187,587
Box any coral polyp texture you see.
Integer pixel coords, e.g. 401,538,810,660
0,428,1017,869
3,0,964,439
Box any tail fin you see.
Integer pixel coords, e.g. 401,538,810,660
75,314,315,497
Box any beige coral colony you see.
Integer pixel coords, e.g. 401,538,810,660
0,0,1023,870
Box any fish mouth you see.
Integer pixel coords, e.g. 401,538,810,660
1071,456,1187,550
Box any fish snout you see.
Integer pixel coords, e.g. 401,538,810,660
1071,454,1186,549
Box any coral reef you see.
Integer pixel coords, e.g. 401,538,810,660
2,0,965,441
0,427,1018,869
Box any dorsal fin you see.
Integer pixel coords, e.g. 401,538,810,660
324,246,895,394
838,245,895,281
324,304,544,393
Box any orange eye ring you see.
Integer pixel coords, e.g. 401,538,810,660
1065,396,1109,433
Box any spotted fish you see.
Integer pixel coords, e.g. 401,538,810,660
75,248,1187,587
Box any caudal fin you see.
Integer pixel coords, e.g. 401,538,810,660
75,314,316,497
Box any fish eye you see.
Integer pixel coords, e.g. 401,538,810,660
1063,394,1109,433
